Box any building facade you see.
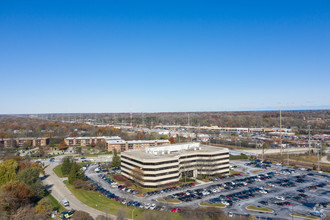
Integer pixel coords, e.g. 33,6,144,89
64,136,121,146
107,140,170,152
1,137,49,148
121,143,229,187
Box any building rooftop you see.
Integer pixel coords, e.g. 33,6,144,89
65,136,121,140
107,139,169,144
121,143,228,161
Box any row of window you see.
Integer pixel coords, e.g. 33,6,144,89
179,152,229,159
179,157,229,165
121,165,178,177
121,155,178,166
121,160,178,171
122,170,180,183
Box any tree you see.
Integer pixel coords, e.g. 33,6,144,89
58,141,68,150
71,210,93,220
116,209,126,220
35,198,52,217
248,215,257,220
130,167,144,193
160,134,169,140
15,167,45,199
96,215,113,220
0,159,18,186
61,157,73,176
11,205,40,220
0,181,33,212
112,151,121,168
169,137,175,144
68,162,86,184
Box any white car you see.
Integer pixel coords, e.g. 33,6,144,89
276,196,285,200
149,204,156,210
145,203,151,209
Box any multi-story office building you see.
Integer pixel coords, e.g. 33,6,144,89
107,140,170,152
64,136,121,146
121,143,229,187
1,137,49,148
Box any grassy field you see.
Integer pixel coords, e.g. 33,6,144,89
246,205,273,213
53,164,65,178
45,193,66,212
291,213,319,219
65,182,182,220
200,202,226,208
229,170,241,175
265,154,330,172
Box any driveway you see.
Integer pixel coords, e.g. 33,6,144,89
41,156,117,219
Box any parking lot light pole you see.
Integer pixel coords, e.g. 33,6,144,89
132,207,136,220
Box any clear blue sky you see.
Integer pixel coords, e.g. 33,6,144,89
1,0,329,114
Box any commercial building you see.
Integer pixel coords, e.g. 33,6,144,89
107,140,169,152
64,136,121,146
1,137,49,148
121,143,229,187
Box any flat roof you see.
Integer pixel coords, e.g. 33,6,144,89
121,143,228,161
65,136,121,140
107,139,169,144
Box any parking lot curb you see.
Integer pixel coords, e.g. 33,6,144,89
245,206,274,213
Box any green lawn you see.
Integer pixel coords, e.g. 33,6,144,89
291,213,319,219
45,193,66,212
246,205,273,213
200,202,226,208
229,170,241,175
53,164,65,177
65,182,182,220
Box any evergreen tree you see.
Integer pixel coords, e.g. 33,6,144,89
61,157,73,176
112,151,121,168
68,162,86,184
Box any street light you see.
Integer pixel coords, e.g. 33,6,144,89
132,207,136,220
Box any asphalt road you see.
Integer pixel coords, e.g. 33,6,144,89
41,156,117,219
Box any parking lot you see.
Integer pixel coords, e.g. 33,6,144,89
85,159,330,219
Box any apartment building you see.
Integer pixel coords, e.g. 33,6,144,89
121,143,229,187
107,140,170,152
64,136,121,146
1,137,49,148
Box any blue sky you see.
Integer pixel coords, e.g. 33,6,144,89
1,0,329,114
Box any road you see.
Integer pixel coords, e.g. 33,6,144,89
41,156,117,219
321,156,330,164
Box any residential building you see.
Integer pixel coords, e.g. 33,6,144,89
64,136,121,146
121,143,229,187
107,140,169,152
1,137,49,148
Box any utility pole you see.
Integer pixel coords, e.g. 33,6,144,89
308,125,311,156
317,144,320,171
188,113,191,142
280,110,283,162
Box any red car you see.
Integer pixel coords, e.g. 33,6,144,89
283,202,291,205
171,207,181,213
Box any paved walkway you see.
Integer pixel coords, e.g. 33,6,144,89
41,156,117,219
321,156,330,164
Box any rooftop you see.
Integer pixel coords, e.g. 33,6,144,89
65,136,121,140
106,139,170,144
122,143,228,161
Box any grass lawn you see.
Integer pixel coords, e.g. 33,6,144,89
229,170,241,175
246,205,273,213
291,213,319,220
200,202,226,208
65,182,182,220
45,193,66,212
53,164,65,178
251,170,263,173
